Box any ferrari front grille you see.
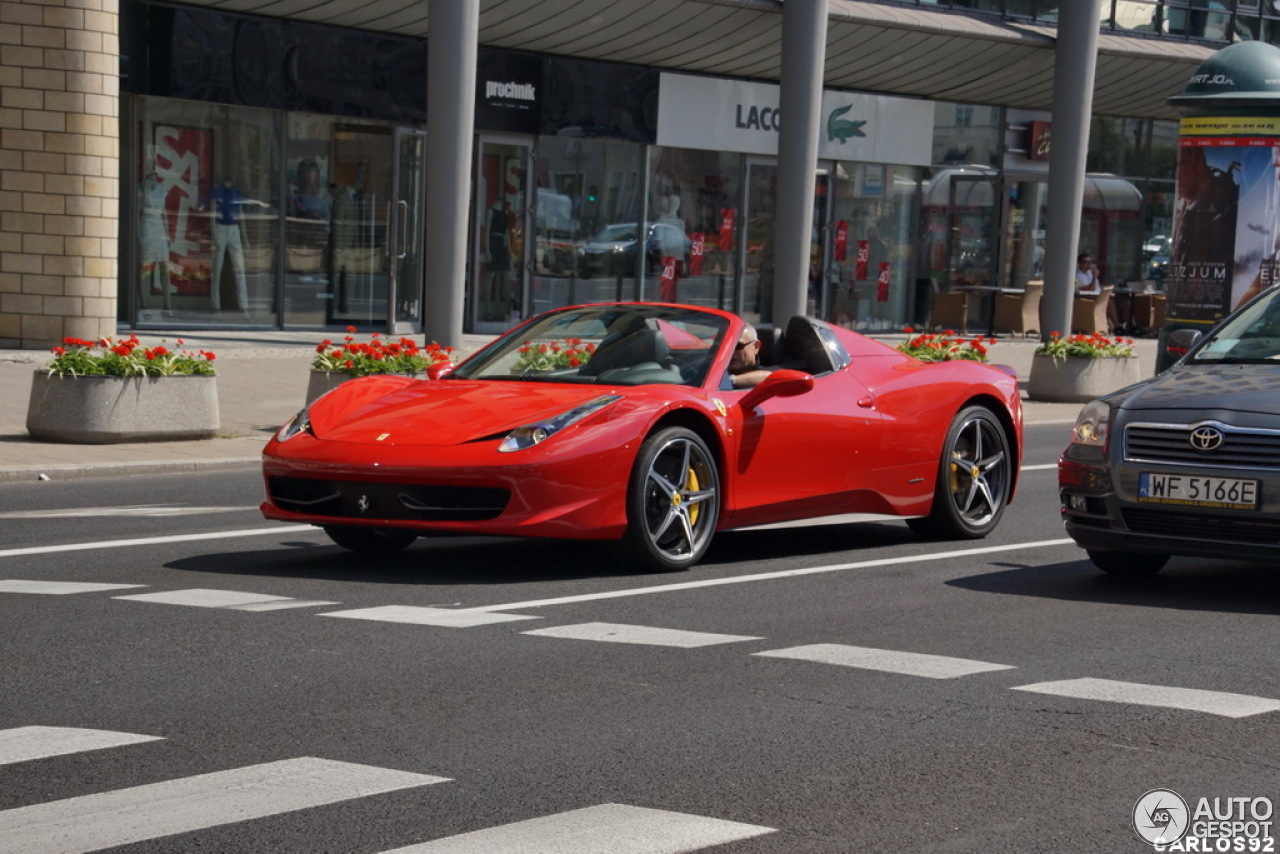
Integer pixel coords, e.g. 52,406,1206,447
269,476,510,521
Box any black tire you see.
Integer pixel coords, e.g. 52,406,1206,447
618,427,720,571
323,525,417,555
908,405,1013,540
1087,549,1169,576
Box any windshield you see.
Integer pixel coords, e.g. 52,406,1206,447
1192,286,1280,362
451,305,730,386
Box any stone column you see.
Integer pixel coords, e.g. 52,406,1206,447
0,0,118,350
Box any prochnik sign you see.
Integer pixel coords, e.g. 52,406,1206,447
656,72,933,165
475,49,541,134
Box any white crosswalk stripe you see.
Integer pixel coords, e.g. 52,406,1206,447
378,803,776,853
0,581,146,595
114,588,338,610
321,604,540,627
522,622,762,648
0,756,450,854
0,727,163,766
1012,678,1280,718
753,644,1016,679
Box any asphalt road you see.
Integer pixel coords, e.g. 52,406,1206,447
2,422,1279,853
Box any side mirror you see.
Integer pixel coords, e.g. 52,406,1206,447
1166,329,1202,360
739,369,814,410
427,362,455,380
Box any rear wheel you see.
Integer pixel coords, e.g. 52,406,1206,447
1087,549,1169,576
323,525,417,555
908,405,1012,540
619,427,720,571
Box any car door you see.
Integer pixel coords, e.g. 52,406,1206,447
723,367,884,528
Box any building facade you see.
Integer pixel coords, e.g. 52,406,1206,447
0,0,1242,347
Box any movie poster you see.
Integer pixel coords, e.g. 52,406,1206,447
1169,117,1280,324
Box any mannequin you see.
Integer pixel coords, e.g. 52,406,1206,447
138,170,175,307
209,178,266,315
486,199,510,319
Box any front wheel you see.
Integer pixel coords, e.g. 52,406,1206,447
618,427,720,571
1087,550,1169,576
908,405,1013,540
323,525,417,555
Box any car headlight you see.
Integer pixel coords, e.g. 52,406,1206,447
498,395,621,453
1070,399,1111,449
275,407,312,442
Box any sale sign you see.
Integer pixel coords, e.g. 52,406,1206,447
689,233,705,275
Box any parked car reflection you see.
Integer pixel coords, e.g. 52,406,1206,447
577,222,691,279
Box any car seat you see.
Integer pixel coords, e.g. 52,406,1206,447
580,321,670,376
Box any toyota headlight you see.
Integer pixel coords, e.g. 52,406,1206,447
1070,399,1111,449
498,395,621,453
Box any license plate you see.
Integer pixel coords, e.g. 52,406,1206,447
1138,472,1259,509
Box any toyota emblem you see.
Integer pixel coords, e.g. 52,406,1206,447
1189,426,1224,452
357,494,371,514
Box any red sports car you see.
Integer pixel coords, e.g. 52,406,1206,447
261,303,1023,570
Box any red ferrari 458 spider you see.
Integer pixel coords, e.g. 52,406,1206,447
261,303,1023,570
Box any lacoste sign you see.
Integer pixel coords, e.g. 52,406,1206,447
656,72,932,166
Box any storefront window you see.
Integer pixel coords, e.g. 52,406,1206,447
648,147,742,311
133,98,279,326
827,163,921,331
530,137,644,315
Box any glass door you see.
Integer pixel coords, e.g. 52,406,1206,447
473,138,530,334
390,128,426,333
329,124,394,327
741,160,777,324
947,174,998,290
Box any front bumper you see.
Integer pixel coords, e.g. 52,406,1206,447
1059,454,1280,562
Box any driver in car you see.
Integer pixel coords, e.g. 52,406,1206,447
727,323,778,388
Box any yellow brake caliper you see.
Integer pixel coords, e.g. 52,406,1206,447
685,467,700,526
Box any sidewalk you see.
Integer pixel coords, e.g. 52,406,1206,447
0,331,1151,483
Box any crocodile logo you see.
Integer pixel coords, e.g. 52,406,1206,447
827,105,866,143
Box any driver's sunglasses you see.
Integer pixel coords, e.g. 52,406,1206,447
735,340,754,350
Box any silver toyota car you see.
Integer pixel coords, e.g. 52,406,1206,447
1060,285,1280,575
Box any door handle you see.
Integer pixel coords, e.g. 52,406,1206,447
396,200,408,260
385,200,409,260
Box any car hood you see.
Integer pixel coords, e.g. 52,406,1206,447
1118,363,1280,419
308,378,623,446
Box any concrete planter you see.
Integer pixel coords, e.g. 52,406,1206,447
305,369,425,404
26,371,219,444
1026,354,1142,403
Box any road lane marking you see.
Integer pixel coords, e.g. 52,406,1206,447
0,757,450,854
522,622,762,648
379,803,775,853
322,605,540,628
460,538,1076,613
1020,463,1058,471
0,505,252,519
0,727,163,766
0,581,146,595
753,644,1016,679
1012,678,1280,718
0,525,315,559
115,589,337,610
